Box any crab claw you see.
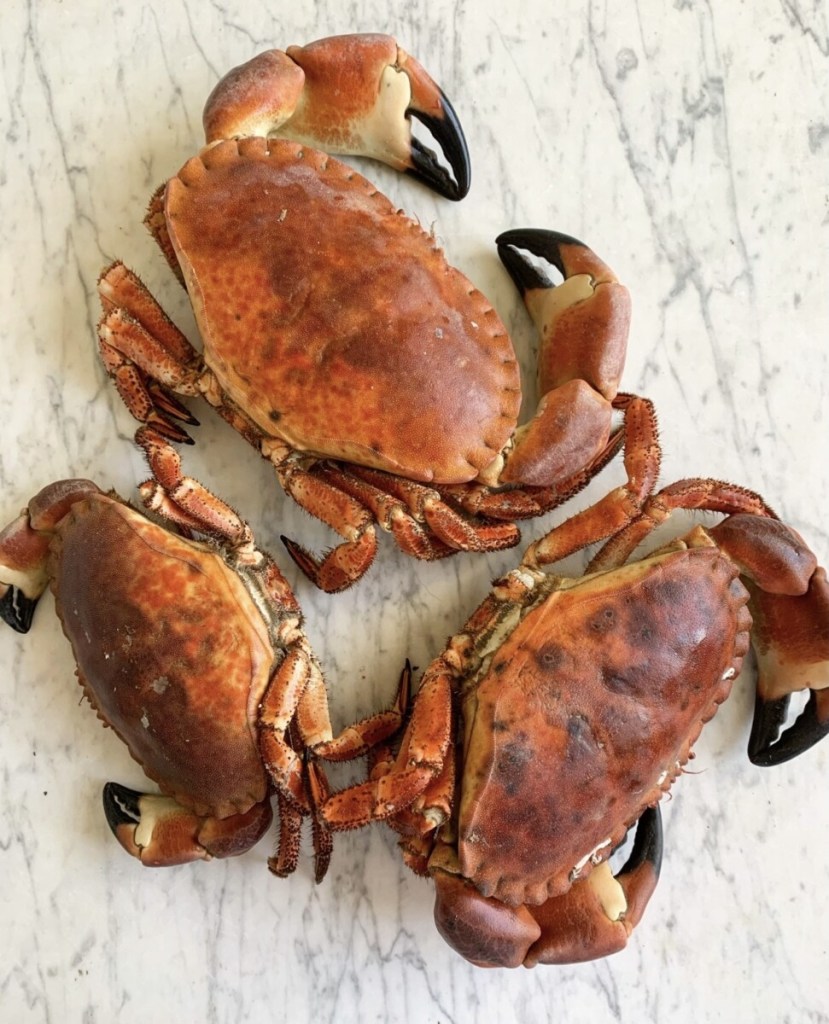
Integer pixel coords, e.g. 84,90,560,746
745,566,829,766
496,229,631,401
202,33,470,200
525,805,663,967
708,515,829,766
432,806,663,968
0,480,102,633
102,782,273,866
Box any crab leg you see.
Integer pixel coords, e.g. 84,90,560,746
202,33,471,200
430,806,663,968
98,262,203,443
277,461,380,593
267,729,333,884
522,396,662,568
313,663,454,830
320,463,519,555
102,783,273,866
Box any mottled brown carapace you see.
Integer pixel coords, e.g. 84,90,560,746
455,547,750,907
51,495,273,817
167,139,519,482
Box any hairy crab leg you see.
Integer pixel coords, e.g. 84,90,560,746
522,395,662,568
202,33,471,200
276,461,380,593
312,662,454,830
319,463,520,555
98,262,203,443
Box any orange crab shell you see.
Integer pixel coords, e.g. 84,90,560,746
49,493,275,818
164,137,522,483
453,545,753,907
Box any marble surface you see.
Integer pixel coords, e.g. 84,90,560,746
1,1,828,1021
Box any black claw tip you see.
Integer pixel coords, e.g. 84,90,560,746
619,804,663,879
496,241,554,295
749,691,829,766
406,89,471,200
0,587,39,633
102,781,142,832
496,228,587,288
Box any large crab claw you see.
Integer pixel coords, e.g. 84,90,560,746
0,479,101,633
202,32,470,200
102,782,274,866
705,516,829,765
432,806,663,968
496,228,630,405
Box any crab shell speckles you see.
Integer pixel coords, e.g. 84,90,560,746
164,137,522,483
49,494,275,819
455,545,753,907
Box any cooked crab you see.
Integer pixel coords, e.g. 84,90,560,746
0,429,406,878
313,476,829,966
97,31,660,591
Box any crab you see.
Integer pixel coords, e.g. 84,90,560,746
312,475,829,966
0,429,406,879
96,31,660,592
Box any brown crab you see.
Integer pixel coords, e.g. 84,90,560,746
96,32,660,591
313,476,829,966
0,429,405,878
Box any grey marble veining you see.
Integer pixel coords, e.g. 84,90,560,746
1,2,828,1021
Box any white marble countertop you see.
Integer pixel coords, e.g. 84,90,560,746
2,2,828,1021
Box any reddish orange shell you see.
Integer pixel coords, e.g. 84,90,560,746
165,138,521,483
456,547,752,906
49,494,274,818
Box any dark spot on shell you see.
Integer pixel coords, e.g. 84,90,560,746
589,605,618,634
566,713,599,760
492,718,510,732
492,660,508,675
534,641,566,671
601,664,647,696
494,734,532,797
269,409,282,422
642,576,684,606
